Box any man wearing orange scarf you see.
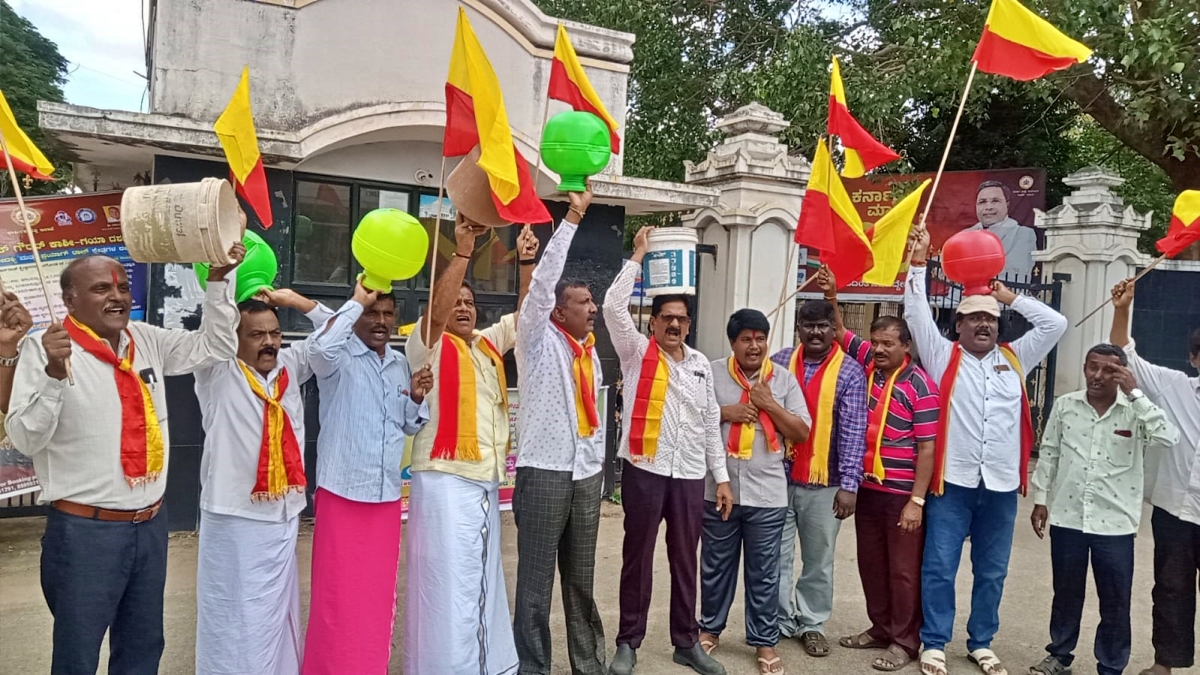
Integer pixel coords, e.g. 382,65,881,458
193,288,334,675
905,229,1066,675
602,226,733,675
7,248,242,674
404,214,538,675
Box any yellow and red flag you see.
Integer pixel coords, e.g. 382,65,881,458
827,57,899,178
444,8,551,225
214,67,274,228
795,139,873,287
549,24,621,154
863,179,931,287
0,90,55,180
1156,190,1200,258
972,0,1092,81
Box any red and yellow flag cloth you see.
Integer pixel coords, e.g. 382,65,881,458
214,66,274,228
863,179,931,287
237,362,306,500
1156,190,1200,258
444,8,551,225
549,24,621,154
862,355,911,483
0,89,55,180
795,139,874,288
554,323,601,437
788,345,845,485
629,337,670,460
432,331,508,461
932,344,1034,495
827,57,899,179
725,357,782,459
64,316,164,487
972,0,1092,81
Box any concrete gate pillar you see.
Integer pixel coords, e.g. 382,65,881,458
681,103,811,358
1035,166,1152,395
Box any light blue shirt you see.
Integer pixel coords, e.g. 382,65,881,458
308,301,429,503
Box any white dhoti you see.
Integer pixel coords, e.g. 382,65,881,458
196,510,302,675
405,470,519,675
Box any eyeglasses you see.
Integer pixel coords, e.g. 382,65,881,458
657,315,691,326
800,322,832,331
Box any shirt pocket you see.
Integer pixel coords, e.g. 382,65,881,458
1106,424,1138,469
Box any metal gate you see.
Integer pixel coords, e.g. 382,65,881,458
923,261,1065,442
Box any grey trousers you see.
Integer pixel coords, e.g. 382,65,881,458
512,467,606,675
778,484,842,637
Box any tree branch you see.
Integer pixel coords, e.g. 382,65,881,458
1057,73,1170,172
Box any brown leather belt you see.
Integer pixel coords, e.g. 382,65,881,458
52,498,163,523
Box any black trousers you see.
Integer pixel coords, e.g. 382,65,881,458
1046,526,1134,675
512,467,606,675
698,502,786,647
40,504,169,675
1150,507,1200,669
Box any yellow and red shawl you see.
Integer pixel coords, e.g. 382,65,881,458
555,324,601,437
629,337,670,460
862,355,911,484
788,345,845,485
65,316,164,487
725,357,781,459
432,332,508,460
237,362,306,500
932,343,1034,495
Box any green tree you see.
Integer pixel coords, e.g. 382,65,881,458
0,0,71,196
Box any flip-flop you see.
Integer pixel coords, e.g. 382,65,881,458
800,631,831,657
700,637,718,656
873,646,914,672
757,656,784,675
839,631,889,650
921,649,948,675
970,648,1009,675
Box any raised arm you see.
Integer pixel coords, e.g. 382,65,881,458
992,280,1068,372
903,229,953,380
814,265,847,344
307,280,376,379
422,215,485,351
259,288,334,384
515,225,539,325
154,244,244,375
1108,278,1190,401
517,190,591,358
602,226,652,365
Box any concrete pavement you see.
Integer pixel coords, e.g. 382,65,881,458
0,501,1187,674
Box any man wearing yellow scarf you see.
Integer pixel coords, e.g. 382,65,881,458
192,288,334,675
700,309,810,675
7,248,242,674
404,213,538,675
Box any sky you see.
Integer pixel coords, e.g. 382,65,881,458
10,0,148,112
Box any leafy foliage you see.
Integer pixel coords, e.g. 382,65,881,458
0,0,71,196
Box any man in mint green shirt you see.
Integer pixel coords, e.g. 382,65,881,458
1028,344,1178,675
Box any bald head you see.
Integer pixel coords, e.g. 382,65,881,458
60,255,133,340
61,255,124,296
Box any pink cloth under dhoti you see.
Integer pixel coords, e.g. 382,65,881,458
301,488,404,675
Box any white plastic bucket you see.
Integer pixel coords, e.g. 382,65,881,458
642,227,698,297
120,178,242,265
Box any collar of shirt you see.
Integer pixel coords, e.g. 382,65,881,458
346,333,396,365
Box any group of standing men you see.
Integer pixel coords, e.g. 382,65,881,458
1,188,1199,675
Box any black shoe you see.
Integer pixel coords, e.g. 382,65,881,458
673,644,727,675
609,644,637,675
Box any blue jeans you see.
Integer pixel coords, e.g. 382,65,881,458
1047,526,1134,675
919,483,1017,652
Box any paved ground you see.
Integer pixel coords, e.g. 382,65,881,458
0,501,1190,675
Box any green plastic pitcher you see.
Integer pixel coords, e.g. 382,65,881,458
352,208,430,291
540,111,612,192
194,229,278,303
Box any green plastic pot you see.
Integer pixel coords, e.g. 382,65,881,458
352,208,429,291
540,111,612,192
195,229,278,303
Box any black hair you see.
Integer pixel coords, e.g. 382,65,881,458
798,299,835,323
726,308,770,342
554,279,590,307
237,299,276,315
460,281,475,301
870,316,911,345
977,180,1013,204
1190,327,1200,357
1086,343,1129,367
347,287,397,308
651,294,693,318
60,255,120,295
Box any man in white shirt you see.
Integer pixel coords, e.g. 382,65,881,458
602,226,733,675
966,181,1037,279
193,288,334,675
512,189,607,675
6,248,243,675
905,228,1067,675
1109,278,1200,675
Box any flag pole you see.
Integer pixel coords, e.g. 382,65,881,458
1072,253,1167,328
0,128,73,384
906,60,979,252
422,154,450,363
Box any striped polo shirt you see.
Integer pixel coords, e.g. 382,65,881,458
843,330,940,495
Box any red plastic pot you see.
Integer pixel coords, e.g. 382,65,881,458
941,230,1006,296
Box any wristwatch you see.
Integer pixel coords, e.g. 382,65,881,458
1128,388,1144,401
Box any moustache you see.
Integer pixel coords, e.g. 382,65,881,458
258,346,278,357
